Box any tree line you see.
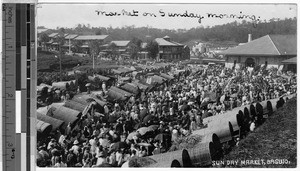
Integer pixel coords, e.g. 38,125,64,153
39,17,297,45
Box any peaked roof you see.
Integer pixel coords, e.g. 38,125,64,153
49,33,69,38
48,33,58,38
163,35,170,39
222,35,297,56
75,35,109,40
37,28,49,34
269,35,297,55
111,40,131,47
154,38,183,46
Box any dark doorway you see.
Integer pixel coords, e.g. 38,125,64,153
245,58,255,67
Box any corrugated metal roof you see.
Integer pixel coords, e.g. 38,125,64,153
37,28,49,34
48,33,58,37
75,35,109,40
111,40,131,47
154,38,183,46
269,35,297,55
222,35,296,56
81,44,89,48
64,34,78,39
46,39,54,44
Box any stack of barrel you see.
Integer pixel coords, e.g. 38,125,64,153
125,94,296,167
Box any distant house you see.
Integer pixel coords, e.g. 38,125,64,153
154,36,190,61
74,35,110,54
45,33,69,51
222,34,297,69
281,57,297,72
62,34,79,53
111,40,131,52
101,40,131,59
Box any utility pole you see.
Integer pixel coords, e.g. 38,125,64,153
92,53,95,69
69,36,71,54
59,45,62,81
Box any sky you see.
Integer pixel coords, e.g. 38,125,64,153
37,3,297,30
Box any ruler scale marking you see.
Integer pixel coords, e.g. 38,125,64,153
2,3,36,171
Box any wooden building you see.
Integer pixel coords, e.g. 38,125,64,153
222,34,297,69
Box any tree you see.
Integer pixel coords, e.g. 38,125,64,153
182,46,190,60
108,42,117,60
88,40,102,69
57,28,65,81
57,28,66,46
95,29,102,35
146,40,159,59
128,37,142,60
39,33,50,50
73,40,83,53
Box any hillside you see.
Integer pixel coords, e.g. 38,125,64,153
222,98,297,168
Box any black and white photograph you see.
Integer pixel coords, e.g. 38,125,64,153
35,2,297,168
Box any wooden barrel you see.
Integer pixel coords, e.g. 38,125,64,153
243,107,250,122
171,160,182,167
208,107,244,131
276,97,285,108
237,109,247,131
250,104,257,119
267,101,274,115
236,109,244,128
201,133,222,151
210,121,233,143
282,94,296,102
148,149,192,167
36,119,52,135
259,100,271,118
37,112,64,131
268,99,278,113
186,142,216,167
255,102,264,124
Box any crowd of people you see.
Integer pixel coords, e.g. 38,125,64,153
36,63,297,167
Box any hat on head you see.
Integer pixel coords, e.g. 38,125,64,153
73,140,79,145
98,151,105,157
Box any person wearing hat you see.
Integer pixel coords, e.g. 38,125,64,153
71,140,80,155
115,117,124,135
66,148,77,167
58,133,66,147
66,122,72,136
89,136,97,155
95,150,106,166
47,138,56,150
38,146,50,162
152,140,162,155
